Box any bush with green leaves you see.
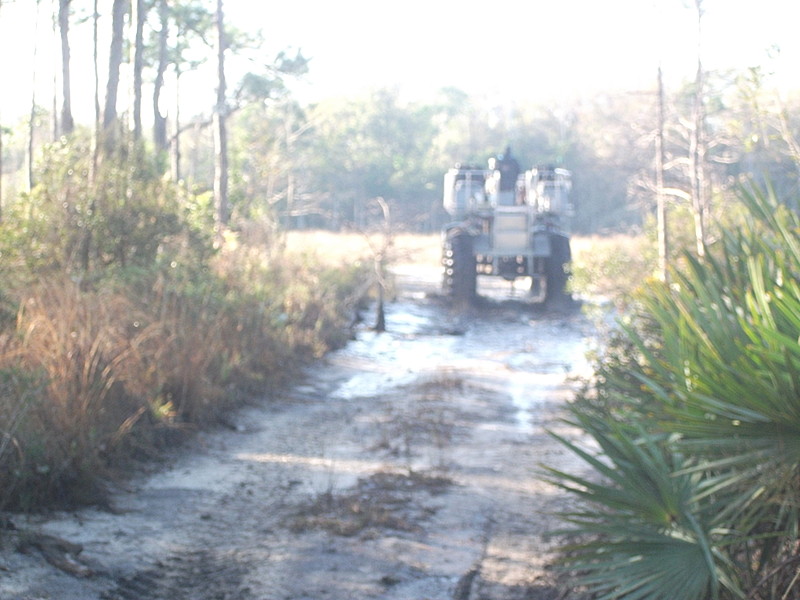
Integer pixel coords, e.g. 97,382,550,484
547,186,800,600
0,140,369,511
0,136,212,282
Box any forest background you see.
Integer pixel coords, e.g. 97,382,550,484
1,0,800,239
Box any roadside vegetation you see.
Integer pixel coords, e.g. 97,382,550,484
569,234,656,307
548,186,800,600
0,145,368,512
2,5,800,596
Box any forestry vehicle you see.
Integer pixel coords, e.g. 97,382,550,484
441,149,573,303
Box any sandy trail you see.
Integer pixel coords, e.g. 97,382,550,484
0,266,595,600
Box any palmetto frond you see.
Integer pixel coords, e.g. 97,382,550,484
548,186,800,599
546,417,741,600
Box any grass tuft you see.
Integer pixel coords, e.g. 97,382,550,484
0,240,369,511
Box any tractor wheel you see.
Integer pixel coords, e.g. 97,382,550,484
544,233,572,306
442,231,477,303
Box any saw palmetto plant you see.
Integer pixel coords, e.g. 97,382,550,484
548,186,800,600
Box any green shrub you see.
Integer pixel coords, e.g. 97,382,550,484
548,186,800,600
0,247,367,511
0,140,370,511
0,137,212,282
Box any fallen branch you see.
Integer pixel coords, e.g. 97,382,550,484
17,532,93,578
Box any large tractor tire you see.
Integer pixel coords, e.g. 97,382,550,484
442,230,477,303
544,233,572,306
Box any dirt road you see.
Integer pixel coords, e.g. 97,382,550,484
0,265,595,600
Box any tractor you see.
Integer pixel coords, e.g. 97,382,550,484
441,149,573,304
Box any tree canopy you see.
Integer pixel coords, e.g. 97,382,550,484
1,0,799,241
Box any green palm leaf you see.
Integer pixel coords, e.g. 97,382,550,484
547,185,800,598
545,418,741,600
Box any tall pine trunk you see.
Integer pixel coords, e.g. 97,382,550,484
58,0,74,135
153,0,168,151
689,0,707,257
690,62,707,257
90,0,100,179
213,0,229,229
655,66,668,281
82,0,101,274
103,0,126,146
28,0,43,192
131,0,145,140
171,67,182,181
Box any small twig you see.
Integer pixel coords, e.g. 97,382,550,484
748,552,800,599
782,567,800,600
17,532,92,578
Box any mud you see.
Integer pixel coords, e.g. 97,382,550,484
0,264,596,600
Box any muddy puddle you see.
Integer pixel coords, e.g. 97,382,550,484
0,267,598,600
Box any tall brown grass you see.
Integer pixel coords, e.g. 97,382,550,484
2,280,150,508
0,229,653,511
284,230,441,267
569,234,656,304
284,230,657,304
0,241,368,511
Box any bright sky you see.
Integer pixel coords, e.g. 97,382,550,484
1,0,798,123
229,0,800,103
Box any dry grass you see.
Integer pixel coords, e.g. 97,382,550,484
569,234,655,303
290,470,451,537
285,230,657,304
0,229,650,511
286,230,656,304
2,279,153,508
285,230,440,269
0,242,369,511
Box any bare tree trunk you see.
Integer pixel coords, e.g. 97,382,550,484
0,0,3,220
689,64,706,257
656,66,668,281
0,121,3,223
90,0,100,180
213,0,229,229
59,0,74,135
171,68,182,181
689,0,707,257
153,0,168,151
29,0,43,192
372,197,391,332
51,4,58,141
81,0,101,275
103,0,127,139
131,0,145,140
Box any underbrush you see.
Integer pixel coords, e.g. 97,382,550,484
569,234,656,306
548,188,800,599
0,244,367,512
285,230,658,309
0,139,375,512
